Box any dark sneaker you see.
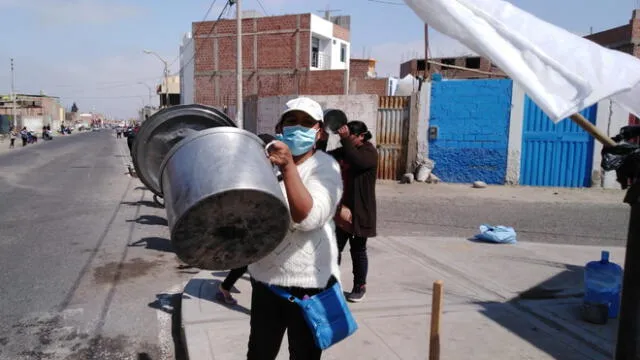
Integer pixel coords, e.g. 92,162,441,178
347,285,366,303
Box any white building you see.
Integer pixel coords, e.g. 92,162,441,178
309,14,350,71
180,32,195,105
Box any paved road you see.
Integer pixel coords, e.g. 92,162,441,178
377,182,629,247
0,131,193,360
0,130,630,359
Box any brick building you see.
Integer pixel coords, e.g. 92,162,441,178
585,9,640,56
187,12,352,109
400,56,507,80
585,8,640,126
0,94,65,131
348,58,389,95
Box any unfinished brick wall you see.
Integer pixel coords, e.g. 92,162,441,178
400,60,417,78
193,13,351,107
350,78,387,96
195,70,348,107
350,59,372,79
333,23,350,42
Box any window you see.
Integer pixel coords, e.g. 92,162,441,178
441,58,455,66
465,57,481,69
311,36,320,68
340,44,347,63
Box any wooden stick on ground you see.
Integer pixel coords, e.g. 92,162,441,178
429,280,444,360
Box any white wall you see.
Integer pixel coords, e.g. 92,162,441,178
22,117,44,132
593,99,629,189
330,40,349,70
418,83,430,162
180,32,195,105
310,14,349,71
505,82,526,185
310,14,333,38
254,94,378,150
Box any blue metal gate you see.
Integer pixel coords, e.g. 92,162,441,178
520,96,598,187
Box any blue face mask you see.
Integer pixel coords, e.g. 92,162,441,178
276,125,318,156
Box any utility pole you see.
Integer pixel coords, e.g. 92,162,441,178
164,64,169,108
235,0,243,129
143,50,169,108
10,58,16,129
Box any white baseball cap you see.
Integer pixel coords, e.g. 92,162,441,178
280,97,323,122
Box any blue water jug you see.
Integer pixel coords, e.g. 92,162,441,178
583,251,623,319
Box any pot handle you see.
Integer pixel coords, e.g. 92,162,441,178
264,141,281,179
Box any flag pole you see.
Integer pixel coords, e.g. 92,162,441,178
569,113,616,147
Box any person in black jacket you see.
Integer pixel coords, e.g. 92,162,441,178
329,121,378,302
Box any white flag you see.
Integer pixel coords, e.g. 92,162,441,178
404,0,640,122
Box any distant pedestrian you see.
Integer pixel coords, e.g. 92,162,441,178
116,129,122,139
9,129,16,148
20,127,28,147
329,120,378,303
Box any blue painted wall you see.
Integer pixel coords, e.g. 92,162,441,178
429,78,513,184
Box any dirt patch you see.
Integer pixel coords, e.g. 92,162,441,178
63,335,160,360
93,258,161,284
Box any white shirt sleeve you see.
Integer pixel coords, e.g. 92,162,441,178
291,155,343,232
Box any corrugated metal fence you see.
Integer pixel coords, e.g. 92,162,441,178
376,96,410,180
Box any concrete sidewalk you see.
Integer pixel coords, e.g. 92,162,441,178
181,235,625,359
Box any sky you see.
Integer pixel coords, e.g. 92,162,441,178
0,0,638,119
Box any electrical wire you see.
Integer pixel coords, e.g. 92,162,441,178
255,0,269,16
177,0,233,77
168,0,219,67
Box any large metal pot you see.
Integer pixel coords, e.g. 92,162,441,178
132,105,236,196
159,127,291,270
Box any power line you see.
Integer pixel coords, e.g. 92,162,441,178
177,1,233,77
255,0,269,16
169,0,220,67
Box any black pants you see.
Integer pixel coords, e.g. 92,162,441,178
336,227,369,287
22,138,27,147
220,266,247,291
247,279,325,360
9,139,15,148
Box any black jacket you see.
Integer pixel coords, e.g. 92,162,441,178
329,139,378,238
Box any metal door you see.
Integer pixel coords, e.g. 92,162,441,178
520,96,598,187
376,96,410,180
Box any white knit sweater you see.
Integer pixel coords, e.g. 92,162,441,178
248,151,343,289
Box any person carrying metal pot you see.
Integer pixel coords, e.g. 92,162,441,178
216,133,277,306
329,121,378,303
245,97,346,359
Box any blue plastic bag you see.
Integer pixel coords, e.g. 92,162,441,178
474,224,517,244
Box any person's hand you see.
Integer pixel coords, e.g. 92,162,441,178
266,140,294,169
318,127,329,141
337,125,350,139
